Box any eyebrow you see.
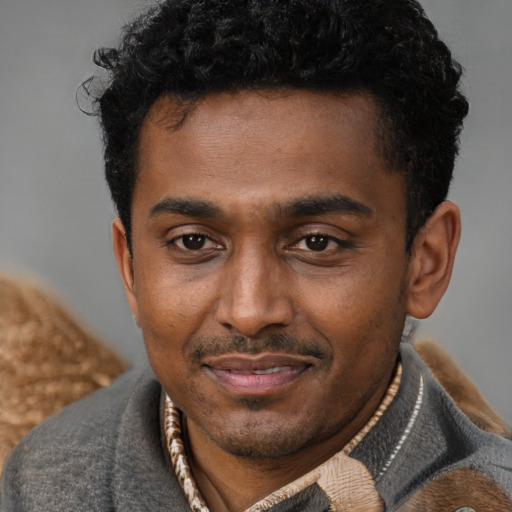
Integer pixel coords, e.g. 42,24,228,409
148,193,373,220
149,198,222,218
282,194,373,218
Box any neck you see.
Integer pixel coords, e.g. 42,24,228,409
184,420,331,512
186,441,299,512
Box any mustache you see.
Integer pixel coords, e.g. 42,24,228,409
187,333,330,363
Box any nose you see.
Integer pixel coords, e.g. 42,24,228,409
214,245,294,337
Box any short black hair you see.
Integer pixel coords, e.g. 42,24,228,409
88,0,468,252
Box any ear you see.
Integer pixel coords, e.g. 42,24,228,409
406,201,461,319
112,218,140,324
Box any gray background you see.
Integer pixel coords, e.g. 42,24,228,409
1,0,511,424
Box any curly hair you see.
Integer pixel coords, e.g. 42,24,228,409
89,0,468,252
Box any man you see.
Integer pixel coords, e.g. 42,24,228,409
2,0,511,510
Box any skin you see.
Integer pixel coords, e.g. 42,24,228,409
113,90,460,512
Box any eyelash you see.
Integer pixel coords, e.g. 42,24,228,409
288,234,354,253
166,233,221,251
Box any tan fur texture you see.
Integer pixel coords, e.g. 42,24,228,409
415,339,512,439
0,274,128,474
397,468,512,512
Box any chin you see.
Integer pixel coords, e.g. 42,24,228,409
215,430,309,459
204,412,323,460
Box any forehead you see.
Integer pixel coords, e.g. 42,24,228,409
134,90,404,223
142,89,382,159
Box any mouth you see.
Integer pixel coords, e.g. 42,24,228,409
203,353,313,395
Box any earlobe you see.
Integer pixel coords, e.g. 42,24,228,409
406,201,461,319
112,218,140,324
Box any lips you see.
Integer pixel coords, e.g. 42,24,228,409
203,353,312,395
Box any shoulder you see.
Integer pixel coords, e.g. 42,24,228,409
380,345,512,511
414,339,512,439
4,367,159,459
352,342,512,510
1,368,175,511
401,343,512,509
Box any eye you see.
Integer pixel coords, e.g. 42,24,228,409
302,235,331,251
294,234,349,252
168,233,222,251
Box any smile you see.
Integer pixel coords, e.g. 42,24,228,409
203,353,313,395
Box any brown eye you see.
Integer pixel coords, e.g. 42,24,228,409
167,232,223,254
182,234,206,250
305,235,329,251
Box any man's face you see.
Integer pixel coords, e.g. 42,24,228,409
122,90,412,460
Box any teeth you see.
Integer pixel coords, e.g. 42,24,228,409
253,367,286,375
230,367,286,375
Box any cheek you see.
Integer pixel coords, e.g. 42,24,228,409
134,268,218,350
301,259,407,350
